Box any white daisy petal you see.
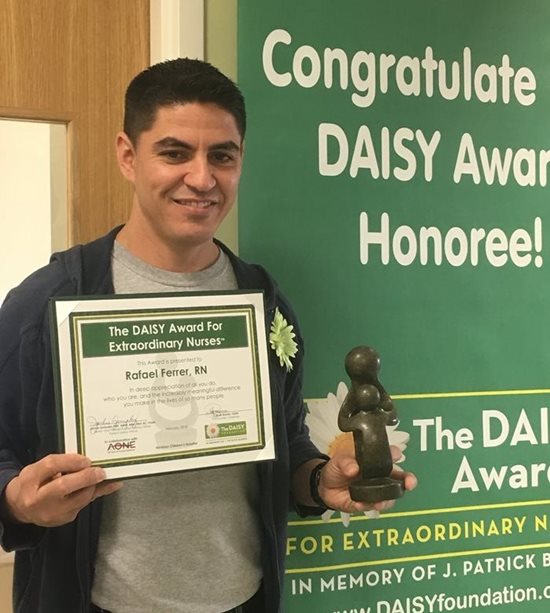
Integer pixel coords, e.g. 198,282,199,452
388,430,410,447
305,399,332,452
364,510,380,519
336,381,349,404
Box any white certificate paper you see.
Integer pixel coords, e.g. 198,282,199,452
49,291,274,479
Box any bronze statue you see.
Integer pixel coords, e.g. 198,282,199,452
338,346,404,503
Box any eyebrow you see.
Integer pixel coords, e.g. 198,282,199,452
153,137,241,152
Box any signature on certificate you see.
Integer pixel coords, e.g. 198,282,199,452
87,415,140,434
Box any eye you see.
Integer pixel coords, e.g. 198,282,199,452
210,150,236,165
159,150,188,162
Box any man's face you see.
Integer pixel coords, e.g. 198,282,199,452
117,102,243,260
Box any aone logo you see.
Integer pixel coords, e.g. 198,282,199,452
107,440,136,451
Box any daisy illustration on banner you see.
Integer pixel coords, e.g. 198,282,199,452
306,381,409,526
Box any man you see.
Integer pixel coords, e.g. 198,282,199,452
0,58,416,613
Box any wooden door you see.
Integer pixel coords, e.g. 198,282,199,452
0,0,150,245
0,2,149,610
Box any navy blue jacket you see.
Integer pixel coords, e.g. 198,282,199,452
0,227,322,613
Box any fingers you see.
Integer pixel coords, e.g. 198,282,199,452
53,479,123,520
321,453,418,515
42,466,106,498
24,453,92,487
92,481,123,501
365,471,418,512
4,454,119,527
390,445,402,462
391,469,418,492
348,500,377,513
325,453,359,482
403,471,418,492
48,483,98,523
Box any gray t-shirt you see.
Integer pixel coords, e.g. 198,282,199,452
91,243,262,613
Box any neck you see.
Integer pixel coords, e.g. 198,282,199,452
116,223,220,273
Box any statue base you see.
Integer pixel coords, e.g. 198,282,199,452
350,477,405,503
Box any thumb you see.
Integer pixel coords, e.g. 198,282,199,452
327,454,359,480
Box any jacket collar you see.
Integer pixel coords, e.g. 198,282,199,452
215,238,277,313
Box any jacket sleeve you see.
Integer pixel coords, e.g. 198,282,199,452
275,297,327,507
283,330,323,475
0,293,48,551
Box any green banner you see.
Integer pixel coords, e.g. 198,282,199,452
77,315,248,357
238,1,550,611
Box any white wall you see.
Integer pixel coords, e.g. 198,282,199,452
0,119,67,303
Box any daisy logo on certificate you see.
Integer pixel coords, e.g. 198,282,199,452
206,423,220,438
205,421,247,439
306,382,409,526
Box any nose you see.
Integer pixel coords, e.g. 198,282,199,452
184,156,216,192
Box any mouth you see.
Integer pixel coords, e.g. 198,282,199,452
171,198,217,209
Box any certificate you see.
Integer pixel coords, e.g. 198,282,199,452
49,291,274,479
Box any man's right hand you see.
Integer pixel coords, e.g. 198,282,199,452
3,454,122,527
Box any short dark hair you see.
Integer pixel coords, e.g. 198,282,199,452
123,58,246,144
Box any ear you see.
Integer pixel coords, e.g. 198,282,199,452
116,131,137,182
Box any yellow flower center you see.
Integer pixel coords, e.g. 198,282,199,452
327,432,354,457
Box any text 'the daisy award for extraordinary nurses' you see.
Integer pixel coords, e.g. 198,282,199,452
338,346,404,503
